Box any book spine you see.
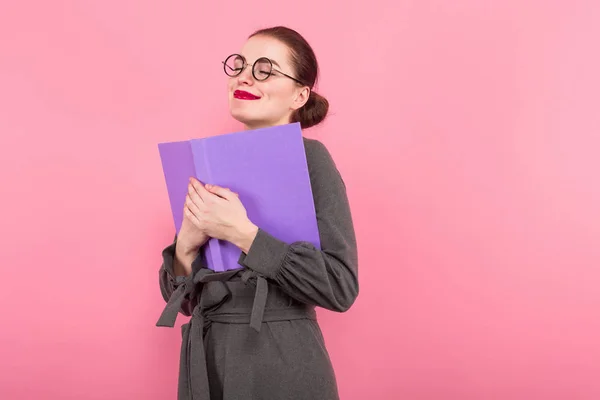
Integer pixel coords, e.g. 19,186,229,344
192,140,225,272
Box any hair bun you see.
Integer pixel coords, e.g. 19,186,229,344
293,90,329,129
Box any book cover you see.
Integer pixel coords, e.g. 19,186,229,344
158,122,320,272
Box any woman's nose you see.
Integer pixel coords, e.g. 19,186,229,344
237,65,254,85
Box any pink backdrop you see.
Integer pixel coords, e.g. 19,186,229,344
1,1,599,399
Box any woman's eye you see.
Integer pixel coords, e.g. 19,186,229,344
226,65,242,73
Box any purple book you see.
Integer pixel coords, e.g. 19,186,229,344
158,122,320,272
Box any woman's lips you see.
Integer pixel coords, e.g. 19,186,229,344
234,90,261,100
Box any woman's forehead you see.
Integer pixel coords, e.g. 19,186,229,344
240,36,290,66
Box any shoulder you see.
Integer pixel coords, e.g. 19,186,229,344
302,137,336,169
302,137,346,189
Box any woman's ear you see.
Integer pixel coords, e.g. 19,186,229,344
291,86,311,111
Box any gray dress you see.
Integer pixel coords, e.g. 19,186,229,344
156,138,359,400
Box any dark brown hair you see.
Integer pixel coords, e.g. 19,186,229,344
249,26,329,129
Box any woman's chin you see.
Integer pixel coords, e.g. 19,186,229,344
230,108,248,121
229,109,258,128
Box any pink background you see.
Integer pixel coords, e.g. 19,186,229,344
1,1,599,399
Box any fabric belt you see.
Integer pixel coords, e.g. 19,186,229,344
156,267,316,400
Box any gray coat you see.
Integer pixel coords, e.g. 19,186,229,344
156,138,359,400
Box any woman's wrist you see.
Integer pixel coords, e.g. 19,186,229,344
173,240,198,277
176,239,198,258
175,231,203,256
230,220,259,254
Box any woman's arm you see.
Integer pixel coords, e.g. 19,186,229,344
234,139,359,312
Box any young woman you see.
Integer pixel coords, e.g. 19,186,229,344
157,26,359,400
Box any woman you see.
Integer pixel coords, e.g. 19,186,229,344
157,26,359,400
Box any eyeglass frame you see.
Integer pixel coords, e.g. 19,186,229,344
222,53,305,86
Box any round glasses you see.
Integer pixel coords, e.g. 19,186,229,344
222,54,304,85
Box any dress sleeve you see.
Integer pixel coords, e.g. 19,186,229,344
238,139,359,312
158,235,198,316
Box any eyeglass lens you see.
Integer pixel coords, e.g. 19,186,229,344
224,55,273,81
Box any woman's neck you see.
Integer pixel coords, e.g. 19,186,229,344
244,118,292,131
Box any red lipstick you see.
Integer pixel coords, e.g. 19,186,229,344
234,90,261,100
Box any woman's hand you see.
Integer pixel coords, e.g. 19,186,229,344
175,181,211,257
172,187,211,276
177,207,210,254
185,177,258,253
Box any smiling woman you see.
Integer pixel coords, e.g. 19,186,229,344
156,26,357,400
